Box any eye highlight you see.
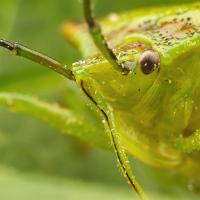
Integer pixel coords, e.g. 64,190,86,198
139,50,160,74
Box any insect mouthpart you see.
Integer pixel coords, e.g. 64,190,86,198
139,50,160,75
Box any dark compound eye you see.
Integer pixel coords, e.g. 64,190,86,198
139,50,160,75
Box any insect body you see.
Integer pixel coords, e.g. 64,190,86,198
69,0,200,177
1,1,200,200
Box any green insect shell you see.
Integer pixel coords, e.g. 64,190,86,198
63,2,200,175
2,2,200,199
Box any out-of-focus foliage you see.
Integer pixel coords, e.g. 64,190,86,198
0,0,198,200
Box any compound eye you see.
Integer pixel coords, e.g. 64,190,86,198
139,50,160,74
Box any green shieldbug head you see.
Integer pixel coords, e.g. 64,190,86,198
1,1,200,199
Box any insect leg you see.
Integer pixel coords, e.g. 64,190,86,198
0,39,74,80
0,92,107,148
175,129,200,153
82,0,123,71
107,110,148,200
80,81,148,200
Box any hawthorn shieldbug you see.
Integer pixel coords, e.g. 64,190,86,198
1,1,200,199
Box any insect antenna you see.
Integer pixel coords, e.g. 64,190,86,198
0,39,74,80
83,0,123,71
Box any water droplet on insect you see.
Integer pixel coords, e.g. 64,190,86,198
102,119,106,124
108,13,119,22
168,79,172,84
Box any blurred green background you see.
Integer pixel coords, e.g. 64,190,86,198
0,0,198,200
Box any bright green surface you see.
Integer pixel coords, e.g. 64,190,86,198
0,0,199,200
0,165,133,200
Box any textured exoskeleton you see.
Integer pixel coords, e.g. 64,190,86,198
1,1,200,200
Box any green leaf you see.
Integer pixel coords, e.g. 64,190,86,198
0,165,134,200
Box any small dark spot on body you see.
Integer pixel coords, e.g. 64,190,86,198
186,22,192,26
133,42,144,48
144,19,152,24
